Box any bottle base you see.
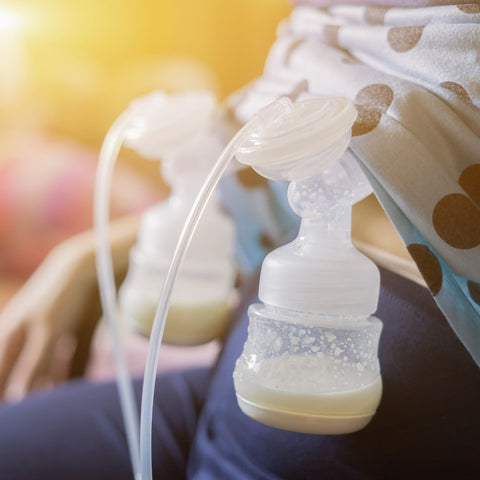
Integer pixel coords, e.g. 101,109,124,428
236,394,376,435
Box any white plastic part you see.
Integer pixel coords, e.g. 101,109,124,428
124,90,217,159
118,91,236,343
232,96,383,434
259,162,379,316
236,96,357,182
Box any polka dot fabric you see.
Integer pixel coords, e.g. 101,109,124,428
224,3,480,365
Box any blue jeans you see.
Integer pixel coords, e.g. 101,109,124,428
0,267,479,479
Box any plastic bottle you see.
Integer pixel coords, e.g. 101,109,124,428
232,97,383,434
118,91,236,344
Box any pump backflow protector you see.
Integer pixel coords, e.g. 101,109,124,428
95,93,383,480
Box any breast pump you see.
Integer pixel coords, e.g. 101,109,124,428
232,98,382,434
117,91,235,344
95,92,383,480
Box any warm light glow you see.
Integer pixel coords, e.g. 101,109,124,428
0,0,292,146
0,6,21,31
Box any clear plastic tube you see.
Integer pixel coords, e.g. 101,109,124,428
94,112,141,480
139,119,260,480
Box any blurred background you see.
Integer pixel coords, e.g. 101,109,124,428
0,0,409,389
0,0,292,294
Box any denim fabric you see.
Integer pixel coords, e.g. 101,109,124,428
0,368,210,480
188,267,480,479
0,268,478,479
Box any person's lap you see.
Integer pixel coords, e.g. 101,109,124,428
0,368,210,480
187,267,480,479
0,267,479,480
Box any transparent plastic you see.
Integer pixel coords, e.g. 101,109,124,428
94,112,141,480
259,161,379,316
232,96,383,434
236,96,357,182
119,248,232,343
119,197,235,343
234,306,382,434
118,91,236,343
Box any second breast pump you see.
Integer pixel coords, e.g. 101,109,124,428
118,91,236,344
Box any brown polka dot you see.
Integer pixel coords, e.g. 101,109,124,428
387,26,425,52
407,243,443,296
459,164,480,207
236,167,268,188
364,6,389,25
324,25,340,46
352,105,382,136
433,193,480,249
259,233,275,250
352,84,394,136
284,39,305,67
468,281,480,306
440,81,473,105
458,5,480,14
355,84,394,112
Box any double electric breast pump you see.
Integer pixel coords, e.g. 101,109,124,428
95,90,382,480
